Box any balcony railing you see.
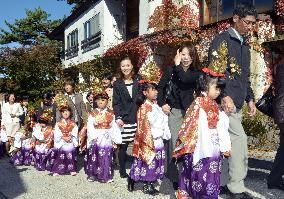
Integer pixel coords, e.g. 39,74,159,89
81,31,101,53
65,44,79,60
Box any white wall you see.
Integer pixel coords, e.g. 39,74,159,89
139,0,163,35
63,0,127,68
64,1,104,68
103,0,126,51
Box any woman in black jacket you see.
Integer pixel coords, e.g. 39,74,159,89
267,51,284,191
157,44,201,190
113,56,139,178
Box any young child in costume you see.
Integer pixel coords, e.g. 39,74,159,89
0,127,8,158
85,79,122,183
10,109,36,165
32,109,54,171
48,97,78,176
173,67,231,199
127,63,171,195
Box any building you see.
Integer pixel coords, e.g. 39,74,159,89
50,0,277,69
49,0,172,68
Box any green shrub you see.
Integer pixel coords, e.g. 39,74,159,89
242,105,279,150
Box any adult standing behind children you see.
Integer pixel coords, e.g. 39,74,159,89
102,72,114,110
157,44,201,190
1,93,23,155
113,56,139,178
208,3,257,199
56,78,87,130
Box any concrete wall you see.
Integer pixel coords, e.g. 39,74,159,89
63,0,125,68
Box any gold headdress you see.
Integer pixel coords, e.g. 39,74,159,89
39,108,53,123
138,61,161,84
204,40,241,78
203,41,228,77
54,92,69,110
91,78,109,99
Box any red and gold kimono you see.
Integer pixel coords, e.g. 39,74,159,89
173,96,231,164
132,102,155,165
32,124,54,150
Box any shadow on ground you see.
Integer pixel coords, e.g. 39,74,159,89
0,156,27,199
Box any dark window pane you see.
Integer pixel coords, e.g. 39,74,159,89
255,0,274,13
221,0,235,20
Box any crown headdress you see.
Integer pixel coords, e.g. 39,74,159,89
202,41,228,77
39,108,53,123
138,61,161,84
54,92,69,110
91,78,109,99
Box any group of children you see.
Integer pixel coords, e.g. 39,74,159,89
0,63,231,199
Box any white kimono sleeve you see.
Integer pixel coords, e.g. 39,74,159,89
13,131,24,148
109,118,122,145
53,124,64,149
217,111,231,153
32,125,44,141
162,114,171,140
87,115,97,147
71,124,79,147
193,108,214,166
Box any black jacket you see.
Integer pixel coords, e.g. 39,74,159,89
273,60,284,124
208,27,254,109
113,77,139,124
157,65,200,115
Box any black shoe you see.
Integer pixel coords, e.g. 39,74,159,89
143,183,159,196
127,177,135,192
268,183,284,191
220,185,230,195
172,182,179,191
230,192,253,199
120,173,128,178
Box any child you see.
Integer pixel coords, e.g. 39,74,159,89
85,84,122,183
48,104,78,176
32,109,54,171
0,127,8,158
173,68,231,199
10,109,36,165
127,64,171,195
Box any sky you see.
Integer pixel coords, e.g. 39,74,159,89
0,0,72,47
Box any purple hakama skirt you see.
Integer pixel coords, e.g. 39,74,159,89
10,146,34,166
129,147,166,182
84,143,114,182
33,146,49,171
178,153,222,199
47,145,77,174
10,150,24,165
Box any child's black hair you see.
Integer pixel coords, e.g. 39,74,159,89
59,106,72,113
136,82,158,107
103,72,113,81
42,92,53,100
86,91,93,100
196,73,226,97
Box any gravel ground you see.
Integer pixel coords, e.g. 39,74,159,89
0,150,283,199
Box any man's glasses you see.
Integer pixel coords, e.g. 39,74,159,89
241,18,256,27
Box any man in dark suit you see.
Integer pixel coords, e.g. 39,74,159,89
56,78,87,129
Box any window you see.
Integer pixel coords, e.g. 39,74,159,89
202,0,275,25
82,13,101,52
65,29,79,59
66,29,78,49
84,14,100,39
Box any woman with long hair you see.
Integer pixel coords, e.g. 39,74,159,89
157,44,201,190
113,56,139,178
